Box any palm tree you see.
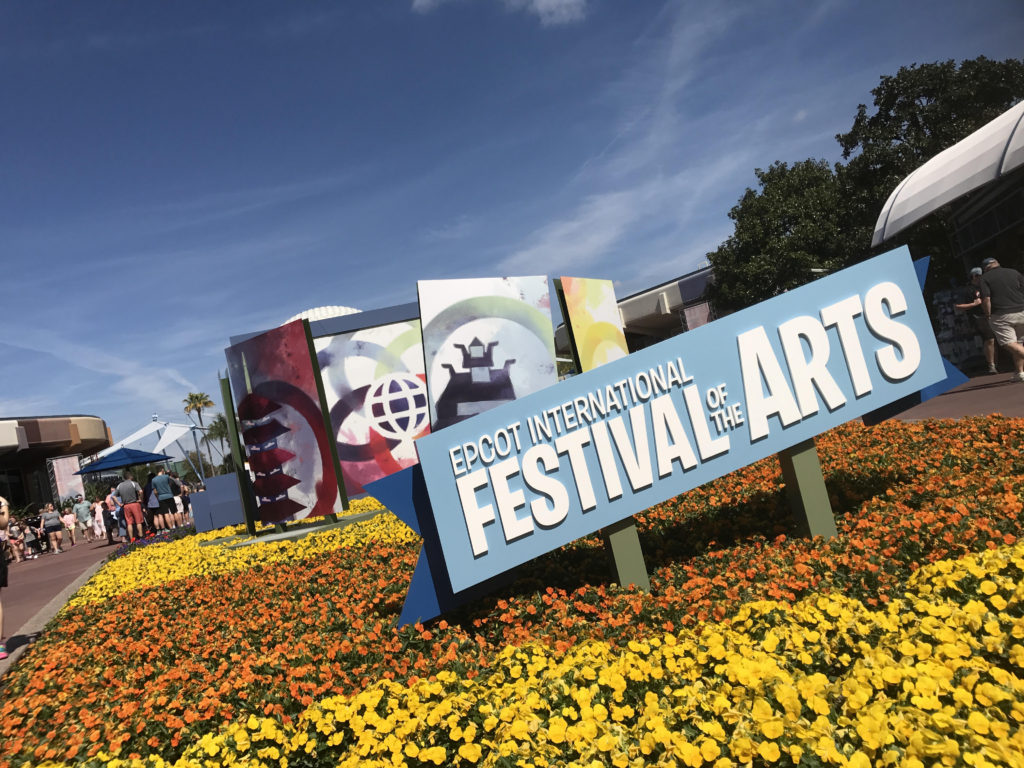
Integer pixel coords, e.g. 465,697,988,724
203,413,231,471
183,392,216,474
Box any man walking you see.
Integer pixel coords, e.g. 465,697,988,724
150,468,176,531
116,471,145,543
72,494,94,544
979,257,1024,383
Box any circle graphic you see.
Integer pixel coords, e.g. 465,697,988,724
366,372,429,443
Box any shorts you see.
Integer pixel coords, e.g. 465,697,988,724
990,310,1024,347
123,502,144,526
0,551,7,588
44,525,62,535
78,519,91,532
971,315,996,341
158,497,177,516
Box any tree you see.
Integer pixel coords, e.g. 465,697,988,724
707,159,860,312
707,57,1024,312
183,392,216,475
203,413,232,472
181,451,216,488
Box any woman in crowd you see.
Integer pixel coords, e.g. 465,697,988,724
142,472,160,533
92,498,106,541
6,518,26,563
61,507,77,547
39,503,64,554
180,484,193,526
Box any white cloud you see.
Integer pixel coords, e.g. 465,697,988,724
506,0,587,26
412,0,588,26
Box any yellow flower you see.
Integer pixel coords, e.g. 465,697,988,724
758,741,781,762
760,718,784,740
966,711,990,735
458,743,482,763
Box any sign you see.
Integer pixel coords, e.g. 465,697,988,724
369,248,954,621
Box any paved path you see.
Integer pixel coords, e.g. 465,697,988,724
1,373,1020,677
2,538,115,675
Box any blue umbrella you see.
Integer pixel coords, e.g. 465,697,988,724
75,447,173,474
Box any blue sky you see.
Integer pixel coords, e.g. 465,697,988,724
2,0,1022,445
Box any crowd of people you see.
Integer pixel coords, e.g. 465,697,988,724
0,468,196,564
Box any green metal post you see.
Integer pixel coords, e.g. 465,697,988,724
220,372,259,536
778,438,838,539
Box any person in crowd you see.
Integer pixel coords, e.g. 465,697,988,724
142,472,160,533
954,266,998,374
980,256,1024,383
100,500,119,545
22,517,41,558
168,471,185,528
180,484,193,526
0,512,9,567
40,503,64,554
151,468,176,531
105,486,124,541
116,471,146,543
61,506,77,546
6,519,26,563
73,494,94,544
1,495,10,659
91,498,106,542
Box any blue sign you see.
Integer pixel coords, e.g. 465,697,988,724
368,248,957,623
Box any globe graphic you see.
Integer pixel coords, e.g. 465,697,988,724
366,373,430,442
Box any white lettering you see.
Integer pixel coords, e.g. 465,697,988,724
737,326,803,442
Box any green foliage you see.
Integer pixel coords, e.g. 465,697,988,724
706,159,858,312
708,56,1024,312
181,450,216,487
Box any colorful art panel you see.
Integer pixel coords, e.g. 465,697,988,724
559,276,630,372
224,320,345,524
417,276,557,430
315,320,430,495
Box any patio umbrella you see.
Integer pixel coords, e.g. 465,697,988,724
75,447,173,474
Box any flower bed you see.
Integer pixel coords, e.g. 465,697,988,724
1,417,1022,767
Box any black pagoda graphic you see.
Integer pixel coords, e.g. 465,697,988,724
434,337,516,430
238,392,303,522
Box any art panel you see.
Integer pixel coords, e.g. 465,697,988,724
48,455,84,505
224,319,345,524
417,276,557,430
315,320,430,495
559,276,630,372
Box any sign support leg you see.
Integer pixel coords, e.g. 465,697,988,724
778,438,837,539
601,518,651,591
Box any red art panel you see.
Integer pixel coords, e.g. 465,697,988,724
225,320,345,523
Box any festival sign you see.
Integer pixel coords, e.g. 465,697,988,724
367,248,954,623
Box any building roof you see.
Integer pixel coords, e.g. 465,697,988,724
0,415,111,469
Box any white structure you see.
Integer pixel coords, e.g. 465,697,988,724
873,101,1024,247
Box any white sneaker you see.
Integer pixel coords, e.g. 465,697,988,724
1013,372,1024,383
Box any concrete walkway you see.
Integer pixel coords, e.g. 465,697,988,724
1,372,1020,678
1,538,115,676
